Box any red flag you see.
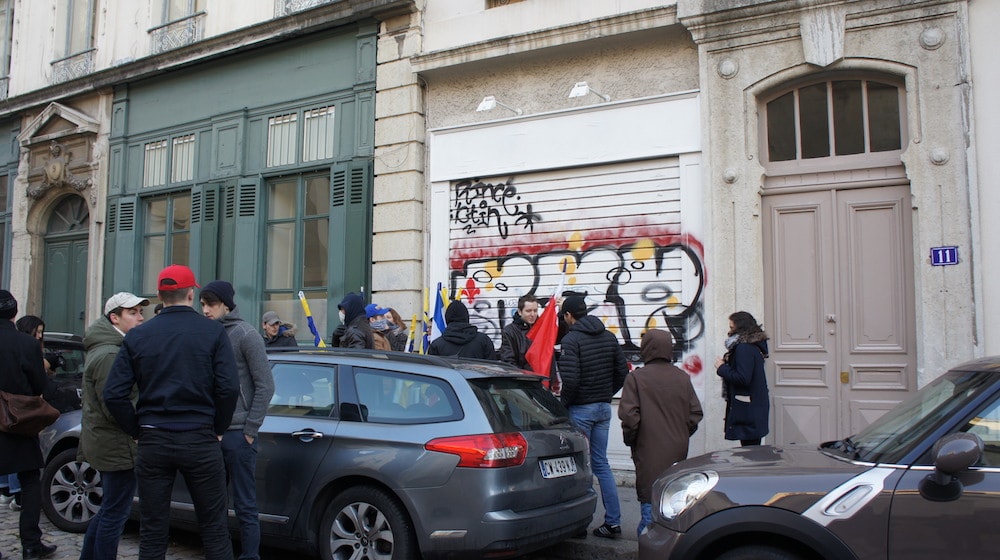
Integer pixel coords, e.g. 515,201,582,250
525,296,558,378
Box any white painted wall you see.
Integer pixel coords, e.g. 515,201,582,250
422,0,677,53
969,0,1000,356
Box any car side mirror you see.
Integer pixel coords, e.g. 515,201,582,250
919,432,984,502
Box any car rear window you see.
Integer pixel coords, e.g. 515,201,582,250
469,377,571,432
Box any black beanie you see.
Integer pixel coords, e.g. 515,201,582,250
201,280,236,311
445,301,469,324
0,289,16,320
561,295,587,318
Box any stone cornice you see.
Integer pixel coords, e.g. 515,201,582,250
678,0,961,46
0,0,415,118
411,6,679,75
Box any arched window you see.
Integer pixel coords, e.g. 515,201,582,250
762,77,905,172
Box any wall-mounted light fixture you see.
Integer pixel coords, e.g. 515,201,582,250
568,81,611,102
476,96,522,115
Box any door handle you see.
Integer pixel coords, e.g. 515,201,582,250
291,430,324,440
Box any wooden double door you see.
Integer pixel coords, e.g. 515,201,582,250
762,184,916,444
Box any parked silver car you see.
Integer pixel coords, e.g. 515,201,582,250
640,356,1000,560
40,348,597,559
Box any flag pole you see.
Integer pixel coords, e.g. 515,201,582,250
297,290,327,347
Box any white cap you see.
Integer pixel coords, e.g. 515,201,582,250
104,292,150,315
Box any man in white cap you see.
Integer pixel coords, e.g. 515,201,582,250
78,292,148,560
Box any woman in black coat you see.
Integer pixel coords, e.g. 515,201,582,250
0,290,58,558
715,311,770,446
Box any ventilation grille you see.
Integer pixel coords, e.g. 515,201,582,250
350,167,365,205
225,185,236,219
332,170,346,207
118,201,135,231
192,190,202,224
107,203,118,233
204,189,217,222
238,183,257,217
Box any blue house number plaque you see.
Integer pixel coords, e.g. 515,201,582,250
930,246,959,266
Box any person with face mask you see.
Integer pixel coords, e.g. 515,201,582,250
329,292,374,349
366,304,393,351
714,310,770,446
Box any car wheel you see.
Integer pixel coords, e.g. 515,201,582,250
716,545,806,560
319,486,417,560
41,448,102,533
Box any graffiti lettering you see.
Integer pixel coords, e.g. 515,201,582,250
451,177,541,239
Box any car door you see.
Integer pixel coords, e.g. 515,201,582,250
255,361,338,537
887,395,1000,558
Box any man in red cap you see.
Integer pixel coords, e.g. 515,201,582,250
104,265,239,560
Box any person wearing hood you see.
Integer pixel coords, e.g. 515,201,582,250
557,295,628,539
427,301,498,360
261,311,297,349
330,292,373,349
715,310,770,446
200,280,274,560
619,329,703,537
78,292,149,560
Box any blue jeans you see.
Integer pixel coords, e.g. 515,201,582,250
1,473,20,493
136,428,233,560
80,469,136,560
568,402,621,527
222,430,260,560
638,502,652,537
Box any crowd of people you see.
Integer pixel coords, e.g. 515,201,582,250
0,270,772,556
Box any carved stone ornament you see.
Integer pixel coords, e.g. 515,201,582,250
27,141,91,199
919,27,945,50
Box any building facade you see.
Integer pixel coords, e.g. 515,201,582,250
0,0,995,459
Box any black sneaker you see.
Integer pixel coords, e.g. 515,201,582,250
592,523,621,539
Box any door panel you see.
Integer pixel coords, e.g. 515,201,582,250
764,185,915,444
43,237,87,335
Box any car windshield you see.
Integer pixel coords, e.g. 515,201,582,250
469,377,572,432
827,370,996,464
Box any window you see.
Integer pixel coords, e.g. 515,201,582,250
266,104,337,168
352,369,459,424
265,172,329,294
764,79,903,164
0,0,13,77
0,175,7,282
58,0,94,59
962,397,1000,467
141,193,191,293
269,363,336,417
143,135,196,187
163,0,204,23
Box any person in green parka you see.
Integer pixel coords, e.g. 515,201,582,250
77,292,149,560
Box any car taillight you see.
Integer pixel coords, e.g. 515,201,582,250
425,433,528,468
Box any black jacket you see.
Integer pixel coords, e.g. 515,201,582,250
331,294,373,349
499,314,532,369
427,322,498,360
717,334,770,441
0,320,47,474
558,315,628,407
104,304,240,438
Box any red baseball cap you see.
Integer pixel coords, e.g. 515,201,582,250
157,264,200,291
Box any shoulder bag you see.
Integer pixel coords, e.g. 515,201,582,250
0,390,60,436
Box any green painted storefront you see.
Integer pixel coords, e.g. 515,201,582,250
103,22,377,340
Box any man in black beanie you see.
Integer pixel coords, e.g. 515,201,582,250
0,289,58,559
199,280,273,560
427,301,498,360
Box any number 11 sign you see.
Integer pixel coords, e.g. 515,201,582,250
930,246,959,266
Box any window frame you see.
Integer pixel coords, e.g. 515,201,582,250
759,74,907,175
161,0,205,25
57,0,95,61
0,0,13,78
141,132,198,189
264,103,339,171
139,190,193,294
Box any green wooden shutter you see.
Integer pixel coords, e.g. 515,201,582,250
232,177,261,314
190,183,220,282
329,160,372,298
106,196,139,292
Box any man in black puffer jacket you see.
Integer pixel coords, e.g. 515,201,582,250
427,301,498,360
330,292,374,349
557,295,628,540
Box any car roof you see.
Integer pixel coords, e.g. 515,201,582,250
267,347,537,380
44,332,84,344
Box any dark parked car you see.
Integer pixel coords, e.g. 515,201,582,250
640,356,1000,560
40,348,597,559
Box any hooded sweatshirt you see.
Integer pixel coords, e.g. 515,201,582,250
218,309,275,438
331,293,374,349
79,316,136,471
619,329,703,502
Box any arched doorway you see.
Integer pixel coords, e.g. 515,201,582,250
759,76,917,445
42,195,89,335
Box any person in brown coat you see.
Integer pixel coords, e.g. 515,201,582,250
619,328,703,537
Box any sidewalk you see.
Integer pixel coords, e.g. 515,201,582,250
537,471,640,560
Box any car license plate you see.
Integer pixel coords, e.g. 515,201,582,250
539,456,577,479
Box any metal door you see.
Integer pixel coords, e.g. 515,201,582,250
763,184,916,444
